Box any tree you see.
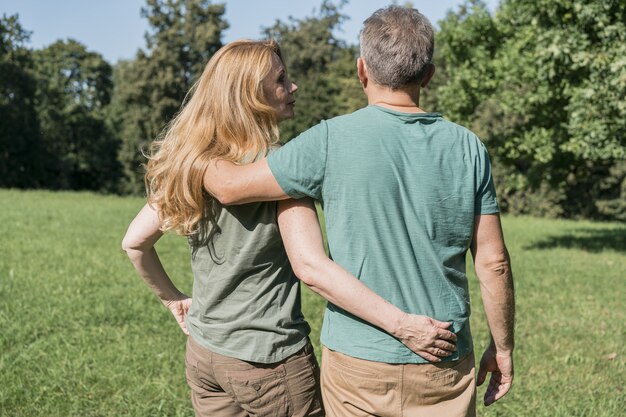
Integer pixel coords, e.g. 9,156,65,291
0,14,45,187
430,0,501,124
434,0,626,220
110,0,228,193
33,39,119,191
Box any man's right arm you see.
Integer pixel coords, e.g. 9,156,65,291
203,159,288,205
204,122,329,205
471,213,515,406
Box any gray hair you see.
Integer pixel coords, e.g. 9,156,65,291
359,6,434,89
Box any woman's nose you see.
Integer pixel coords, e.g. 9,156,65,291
290,82,298,94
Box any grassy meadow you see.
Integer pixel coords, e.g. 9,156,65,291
0,189,624,416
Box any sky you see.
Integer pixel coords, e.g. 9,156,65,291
1,0,498,63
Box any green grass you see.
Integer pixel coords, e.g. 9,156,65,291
0,190,624,416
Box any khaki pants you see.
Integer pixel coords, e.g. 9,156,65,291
185,336,324,417
321,347,475,417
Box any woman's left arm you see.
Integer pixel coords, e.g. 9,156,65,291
122,203,191,335
277,199,458,362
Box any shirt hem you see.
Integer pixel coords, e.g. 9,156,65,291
188,330,308,364
321,340,474,365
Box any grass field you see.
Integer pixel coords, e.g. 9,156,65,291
0,189,624,416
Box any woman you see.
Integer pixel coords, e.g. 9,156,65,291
123,39,455,417
123,39,323,417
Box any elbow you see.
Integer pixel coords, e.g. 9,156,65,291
204,178,236,206
475,245,511,275
215,191,236,206
486,260,511,277
207,186,230,205
121,234,135,253
121,232,145,254
475,254,512,281
290,257,320,288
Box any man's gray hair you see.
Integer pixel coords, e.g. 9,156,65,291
359,6,434,89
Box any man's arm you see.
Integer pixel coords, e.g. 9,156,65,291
203,159,288,205
278,198,458,362
470,213,515,406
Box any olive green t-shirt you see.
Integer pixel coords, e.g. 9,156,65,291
185,201,310,363
267,105,499,364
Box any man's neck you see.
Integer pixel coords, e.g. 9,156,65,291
366,83,426,113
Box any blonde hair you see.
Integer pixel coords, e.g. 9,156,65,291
145,39,282,240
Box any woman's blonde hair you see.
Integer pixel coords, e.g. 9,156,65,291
145,39,283,241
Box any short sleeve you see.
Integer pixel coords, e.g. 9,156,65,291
474,142,500,215
267,121,328,200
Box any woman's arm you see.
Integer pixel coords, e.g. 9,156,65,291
277,199,457,362
121,203,191,335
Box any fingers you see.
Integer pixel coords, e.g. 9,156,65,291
170,299,191,336
400,316,459,360
476,362,488,386
434,339,456,352
432,349,452,358
176,312,190,335
430,319,458,342
411,345,454,360
417,351,442,362
484,377,512,406
480,355,513,406
407,338,456,358
430,319,452,329
436,327,458,343
426,338,457,357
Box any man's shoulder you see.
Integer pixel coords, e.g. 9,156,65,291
324,108,477,135
293,108,370,140
436,117,480,140
429,118,489,155
324,106,371,125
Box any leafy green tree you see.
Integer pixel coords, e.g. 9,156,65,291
434,0,626,220
432,1,501,124
111,0,228,193
324,44,365,116
0,14,45,187
33,39,119,191
263,0,366,141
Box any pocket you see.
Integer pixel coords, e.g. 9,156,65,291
283,346,322,414
327,351,397,396
284,344,318,379
227,367,290,417
425,353,474,390
185,337,222,392
185,338,203,391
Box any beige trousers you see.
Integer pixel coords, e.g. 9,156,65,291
185,336,324,417
321,347,476,417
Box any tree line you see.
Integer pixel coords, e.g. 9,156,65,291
1,0,624,220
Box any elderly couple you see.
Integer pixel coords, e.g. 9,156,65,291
123,6,515,417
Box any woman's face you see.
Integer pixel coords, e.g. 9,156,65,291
262,53,298,121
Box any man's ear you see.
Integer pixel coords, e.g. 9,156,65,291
357,57,368,88
420,63,436,88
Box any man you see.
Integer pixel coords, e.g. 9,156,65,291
204,6,514,416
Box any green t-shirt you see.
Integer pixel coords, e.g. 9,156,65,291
185,201,310,363
267,105,499,364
